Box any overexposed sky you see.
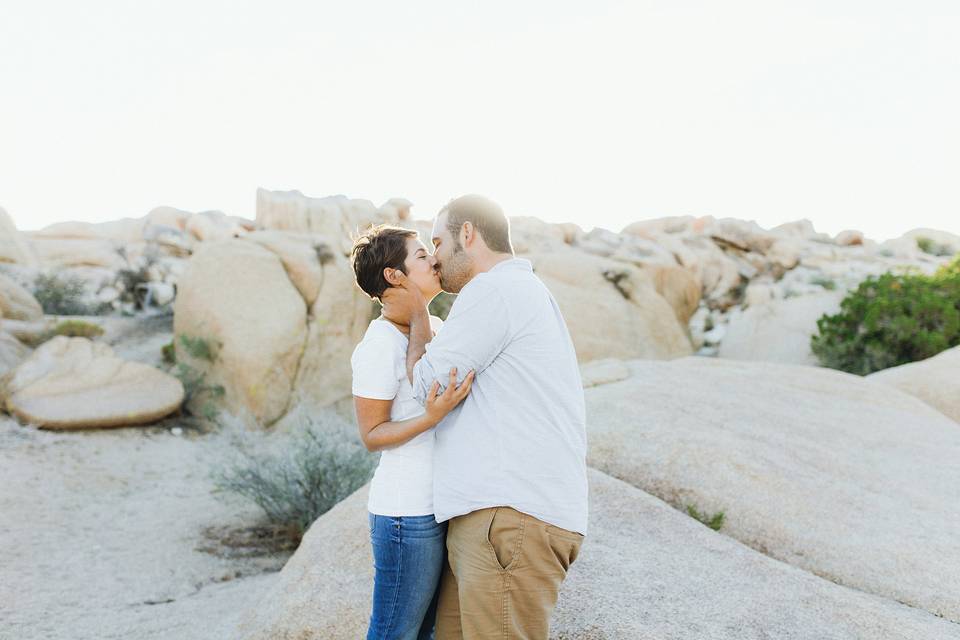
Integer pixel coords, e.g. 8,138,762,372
1,1,958,240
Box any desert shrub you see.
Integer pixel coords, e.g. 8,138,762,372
50,319,104,339
685,504,725,531
178,334,219,362
916,237,954,257
811,270,960,375
172,335,225,423
22,319,106,348
116,249,171,311
810,275,836,291
32,272,107,316
161,340,177,364
213,418,376,542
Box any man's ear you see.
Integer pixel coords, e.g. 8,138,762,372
461,221,474,248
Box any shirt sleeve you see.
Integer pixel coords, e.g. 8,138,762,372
352,337,401,400
412,281,510,405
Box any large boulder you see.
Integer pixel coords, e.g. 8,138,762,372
509,216,569,254
2,336,184,429
0,330,30,376
0,207,38,266
585,357,960,622
526,250,692,362
287,250,373,411
0,273,43,321
647,233,743,302
717,292,844,365
255,188,397,255
244,231,327,307
236,470,955,640
173,239,308,426
184,210,252,243
647,265,701,325
867,346,960,424
900,228,960,257
28,236,127,270
33,218,145,244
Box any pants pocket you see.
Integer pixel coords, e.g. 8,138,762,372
545,525,584,573
485,507,525,572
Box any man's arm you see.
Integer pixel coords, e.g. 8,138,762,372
406,305,432,385
407,280,510,404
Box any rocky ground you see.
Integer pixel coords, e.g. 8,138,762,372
0,417,285,639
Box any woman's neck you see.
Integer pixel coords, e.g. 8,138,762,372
381,315,411,335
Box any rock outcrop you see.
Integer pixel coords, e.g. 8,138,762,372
0,273,44,321
717,292,844,365
527,251,693,362
868,346,960,424
585,357,960,622
2,336,184,429
236,470,957,640
0,207,38,266
173,240,308,426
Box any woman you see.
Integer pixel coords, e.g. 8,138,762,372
350,224,474,640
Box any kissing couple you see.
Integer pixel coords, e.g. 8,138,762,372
350,194,588,639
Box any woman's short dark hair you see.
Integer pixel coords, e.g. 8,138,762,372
350,224,418,300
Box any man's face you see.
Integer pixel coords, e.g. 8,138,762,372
431,212,473,294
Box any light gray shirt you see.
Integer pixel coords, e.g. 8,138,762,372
412,258,589,534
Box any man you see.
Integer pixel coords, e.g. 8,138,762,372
382,194,588,639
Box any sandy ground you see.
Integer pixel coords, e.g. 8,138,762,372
0,417,286,640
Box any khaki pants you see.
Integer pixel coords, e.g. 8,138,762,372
435,506,584,639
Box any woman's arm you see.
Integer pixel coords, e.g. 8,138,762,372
354,368,475,452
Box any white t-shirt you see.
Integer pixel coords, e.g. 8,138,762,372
351,315,443,517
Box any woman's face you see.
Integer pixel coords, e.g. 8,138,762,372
400,235,441,300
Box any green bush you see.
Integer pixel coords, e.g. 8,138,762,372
810,275,836,291
811,269,960,375
33,272,107,316
161,341,176,364
51,319,105,339
172,335,225,423
936,255,960,279
213,418,376,542
916,237,954,257
685,504,725,531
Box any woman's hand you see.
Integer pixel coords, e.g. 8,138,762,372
425,367,475,425
381,270,427,326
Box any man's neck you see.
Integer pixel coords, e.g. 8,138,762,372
469,252,514,279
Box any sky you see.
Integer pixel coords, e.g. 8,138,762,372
1,1,958,241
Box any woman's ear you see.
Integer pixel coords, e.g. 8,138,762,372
383,267,401,286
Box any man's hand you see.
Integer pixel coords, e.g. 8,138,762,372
424,367,475,425
381,270,427,326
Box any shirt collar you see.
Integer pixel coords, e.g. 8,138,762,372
489,256,532,273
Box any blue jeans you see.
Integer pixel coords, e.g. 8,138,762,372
367,513,447,640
